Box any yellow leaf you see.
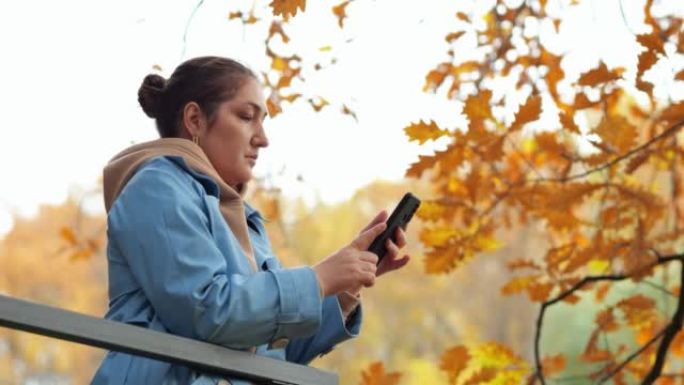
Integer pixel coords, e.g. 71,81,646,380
269,0,306,20
473,233,502,252
510,95,542,132
318,45,332,52
440,346,470,384
420,227,459,247
271,57,288,71
359,362,402,385
404,120,449,144
587,259,609,274
416,201,447,222
331,0,350,28
406,154,439,178
578,62,623,87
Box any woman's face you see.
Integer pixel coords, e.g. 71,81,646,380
199,77,269,188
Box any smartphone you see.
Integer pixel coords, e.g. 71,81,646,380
367,192,421,264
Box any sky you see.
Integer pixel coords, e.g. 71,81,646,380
0,0,681,237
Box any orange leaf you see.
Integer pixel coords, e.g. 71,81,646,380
406,154,439,178
510,95,542,132
331,1,351,28
676,69,684,81
456,12,469,22
542,354,566,377
595,283,611,302
423,62,451,93
59,226,77,246
404,120,450,144
440,346,470,384
637,50,658,78
446,31,466,43
596,308,619,332
464,90,494,126
359,362,402,385
578,62,623,87
593,115,638,153
617,294,656,330
342,104,358,122
268,21,290,43
659,102,684,126
559,111,580,134
636,33,665,55
269,0,306,20
671,331,684,358
507,259,542,271
228,11,243,20
462,368,497,385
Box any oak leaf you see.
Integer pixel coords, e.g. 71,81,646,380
510,95,542,132
593,115,638,153
404,120,449,144
331,1,351,28
578,62,623,87
359,362,401,385
269,0,306,20
636,33,665,55
440,346,470,384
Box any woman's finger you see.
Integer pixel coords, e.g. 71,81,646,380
395,227,407,248
360,210,388,233
385,238,400,259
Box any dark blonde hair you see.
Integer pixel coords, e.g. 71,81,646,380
137,56,257,137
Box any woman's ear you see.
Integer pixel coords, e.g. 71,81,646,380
181,101,207,138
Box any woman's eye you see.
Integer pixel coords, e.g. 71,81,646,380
240,115,254,122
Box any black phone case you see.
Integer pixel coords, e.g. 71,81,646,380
367,192,421,264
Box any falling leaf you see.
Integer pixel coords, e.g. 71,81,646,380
342,104,358,121
228,11,243,20
456,12,469,22
510,95,542,132
269,0,306,20
268,21,290,43
637,50,658,78
404,120,449,144
359,362,402,385
332,0,351,28
676,69,684,81
445,31,466,43
578,62,623,87
440,346,470,384
319,45,332,52
308,97,329,112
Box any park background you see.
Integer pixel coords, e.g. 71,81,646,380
1,0,683,384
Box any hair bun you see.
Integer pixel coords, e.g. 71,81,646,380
138,74,167,119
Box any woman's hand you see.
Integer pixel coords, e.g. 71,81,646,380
312,222,386,297
361,210,411,277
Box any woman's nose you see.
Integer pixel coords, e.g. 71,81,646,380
252,127,269,148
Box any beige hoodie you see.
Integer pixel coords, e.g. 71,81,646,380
102,137,257,272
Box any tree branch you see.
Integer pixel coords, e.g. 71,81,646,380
642,260,684,384
533,253,684,385
532,118,684,184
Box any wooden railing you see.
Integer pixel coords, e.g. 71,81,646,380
0,294,338,385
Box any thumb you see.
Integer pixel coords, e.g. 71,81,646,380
353,222,387,250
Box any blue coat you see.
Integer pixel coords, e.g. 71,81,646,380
91,156,362,385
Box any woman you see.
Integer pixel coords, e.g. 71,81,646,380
91,56,410,385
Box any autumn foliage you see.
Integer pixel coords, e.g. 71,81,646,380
2,0,684,384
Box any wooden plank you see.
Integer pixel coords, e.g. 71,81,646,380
0,295,337,385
